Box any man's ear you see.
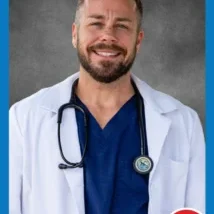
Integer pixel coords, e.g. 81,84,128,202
136,30,144,53
72,23,77,48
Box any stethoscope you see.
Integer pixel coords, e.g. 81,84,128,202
57,78,153,175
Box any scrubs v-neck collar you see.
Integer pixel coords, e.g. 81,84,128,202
75,94,137,139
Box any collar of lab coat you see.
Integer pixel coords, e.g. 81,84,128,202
40,72,177,114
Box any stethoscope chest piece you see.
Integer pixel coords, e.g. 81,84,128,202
133,155,153,174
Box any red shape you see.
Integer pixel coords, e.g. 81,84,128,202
173,209,200,214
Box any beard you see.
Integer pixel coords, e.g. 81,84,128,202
76,38,137,83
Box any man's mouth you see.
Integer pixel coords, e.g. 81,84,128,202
93,50,121,58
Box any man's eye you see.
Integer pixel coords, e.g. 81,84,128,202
91,22,103,26
116,24,128,29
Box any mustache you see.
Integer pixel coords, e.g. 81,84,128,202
88,43,126,54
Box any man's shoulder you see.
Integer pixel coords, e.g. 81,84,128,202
9,74,77,119
10,85,53,116
11,87,49,111
153,88,193,112
134,76,202,139
134,75,198,117
136,78,201,137
153,88,198,121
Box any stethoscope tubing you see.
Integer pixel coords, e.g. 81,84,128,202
57,103,88,168
57,78,153,173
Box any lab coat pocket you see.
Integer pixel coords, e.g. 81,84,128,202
155,155,189,212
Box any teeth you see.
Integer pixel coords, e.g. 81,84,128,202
96,52,118,57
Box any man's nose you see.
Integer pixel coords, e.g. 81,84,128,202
99,27,118,43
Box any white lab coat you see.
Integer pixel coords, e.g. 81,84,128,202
9,73,205,214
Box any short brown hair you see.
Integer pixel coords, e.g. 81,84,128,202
75,0,143,30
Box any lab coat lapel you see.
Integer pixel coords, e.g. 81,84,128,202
144,104,171,183
59,108,85,214
40,73,85,214
132,75,173,184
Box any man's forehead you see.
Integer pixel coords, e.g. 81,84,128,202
83,0,137,14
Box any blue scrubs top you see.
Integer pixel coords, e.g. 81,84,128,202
75,94,149,214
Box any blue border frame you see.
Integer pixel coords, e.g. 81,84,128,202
0,0,209,213
206,0,212,213
0,0,9,212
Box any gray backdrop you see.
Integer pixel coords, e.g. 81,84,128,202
10,0,205,127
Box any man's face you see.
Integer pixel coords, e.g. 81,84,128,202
72,0,144,83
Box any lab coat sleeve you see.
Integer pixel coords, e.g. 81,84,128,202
9,105,23,214
185,113,205,213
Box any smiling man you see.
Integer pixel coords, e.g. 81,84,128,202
9,0,205,214
73,0,143,86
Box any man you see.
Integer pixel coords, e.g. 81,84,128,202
9,0,205,214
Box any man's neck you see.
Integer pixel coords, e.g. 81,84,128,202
76,70,135,109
